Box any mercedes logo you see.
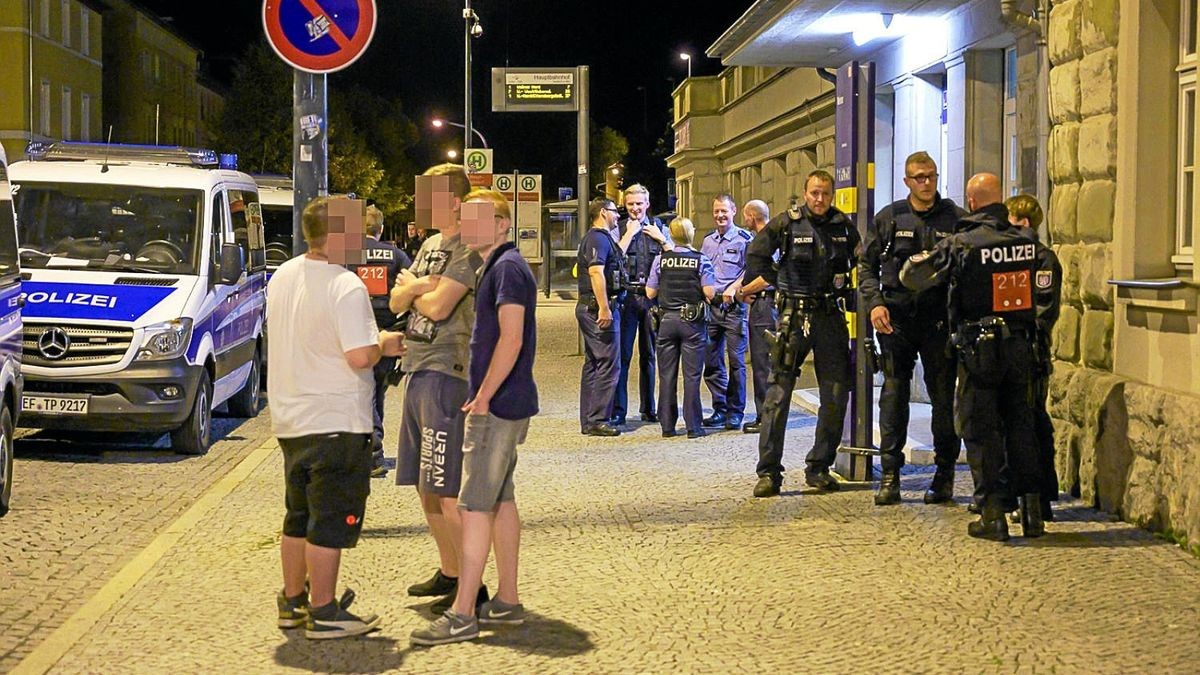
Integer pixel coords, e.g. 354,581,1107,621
37,327,70,361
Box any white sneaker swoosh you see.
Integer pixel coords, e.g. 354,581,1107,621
449,623,474,636
488,609,512,618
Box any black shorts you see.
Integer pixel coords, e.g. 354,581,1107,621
280,433,372,549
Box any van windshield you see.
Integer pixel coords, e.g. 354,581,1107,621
13,181,203,274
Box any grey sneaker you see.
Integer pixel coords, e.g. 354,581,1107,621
305,589,381,640
277,588,309,629
479,598,525,625
410,610,479,646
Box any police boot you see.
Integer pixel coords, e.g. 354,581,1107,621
873,469,901,505
752,474,782,498
923,467,955,504
1020,493,1045,538
967,505,1010,542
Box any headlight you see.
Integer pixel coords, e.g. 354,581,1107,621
135,318,193,361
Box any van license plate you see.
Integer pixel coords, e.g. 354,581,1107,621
22,395,89,415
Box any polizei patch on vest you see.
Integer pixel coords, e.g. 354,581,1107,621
793,236,814,244
980,243,1035,265
661,256,699,269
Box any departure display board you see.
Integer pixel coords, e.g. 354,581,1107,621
492,68,581,112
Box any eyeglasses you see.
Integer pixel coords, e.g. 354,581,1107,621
603,207,620,214
906,173,938,185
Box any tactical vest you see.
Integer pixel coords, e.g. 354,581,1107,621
347,239,403,325
879,202,947,289
778,212,854,298
579,229,626,297
954,230,1039,326
624,219,663,286
658,249,705,310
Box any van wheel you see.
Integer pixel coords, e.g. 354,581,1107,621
0,407,12,517
172,370,212,456
227,348,261,418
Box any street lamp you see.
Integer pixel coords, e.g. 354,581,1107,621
679,52,692,79
446,149,459,160
463,1,483,150
431,118,489,148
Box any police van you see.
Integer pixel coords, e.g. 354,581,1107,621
253,174,295,275
9,142,266,455
0,145,24,516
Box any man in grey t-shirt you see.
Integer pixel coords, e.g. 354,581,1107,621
389,165,486,612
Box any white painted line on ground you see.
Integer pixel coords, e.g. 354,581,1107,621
11,438,280,675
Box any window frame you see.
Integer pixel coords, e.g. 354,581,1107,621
1176,0,1199,268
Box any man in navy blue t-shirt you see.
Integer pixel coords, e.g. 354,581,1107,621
411,188,538,646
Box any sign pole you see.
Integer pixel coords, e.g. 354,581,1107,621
576,65,589,242
292,70,328,256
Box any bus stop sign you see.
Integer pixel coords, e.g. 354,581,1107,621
263,0,377,74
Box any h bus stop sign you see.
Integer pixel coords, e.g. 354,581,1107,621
263,0,377,74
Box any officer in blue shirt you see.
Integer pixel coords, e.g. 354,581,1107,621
345,204,412,477
612,184,671,426
646,217,716,439
576,198,626,437
700,194,752,430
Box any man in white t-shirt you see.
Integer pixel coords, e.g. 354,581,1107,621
268,196,404,640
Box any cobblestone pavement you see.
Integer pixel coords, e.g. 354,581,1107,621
0,408,271,671
10,299,1200,673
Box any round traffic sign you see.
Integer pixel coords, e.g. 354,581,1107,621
520,176,537,191
465,150,488,172
495,176,513,191
263,0,377,74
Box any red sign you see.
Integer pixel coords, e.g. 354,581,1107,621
263,0,376,74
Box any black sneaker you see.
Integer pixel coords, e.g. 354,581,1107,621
305,589,381,640
479,598,526,625
430,583,489,616
804,470,840,492
410,610,479,646
408,569,458,597
753,474,781,498
277,588,309,629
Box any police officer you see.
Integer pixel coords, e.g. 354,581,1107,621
345,204,411,477
746,170,859,498
612,184,671,426
646,217,716,439
577,197,626,437
901,173,1061,541
860,151,967,506
700,194,752,430
1006,193,1058,520
734,199,774,434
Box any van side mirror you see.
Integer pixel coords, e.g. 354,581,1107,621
219,242,244,285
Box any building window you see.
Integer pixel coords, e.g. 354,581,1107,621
40,0,50,37
39,80,51,137
61,0,70,49
1177,0,1199,267
80,93,90,141
80,9,89,56
61,87,71,140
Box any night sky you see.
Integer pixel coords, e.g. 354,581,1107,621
138,0,748,203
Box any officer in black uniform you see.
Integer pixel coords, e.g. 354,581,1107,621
1005,193,1058,520
577,197,626,437
612,184,671,426
746,170,860,498
735,199,775,434
901,173,1061,541
646,217,716,438
345,204,412,477
860,151,967,506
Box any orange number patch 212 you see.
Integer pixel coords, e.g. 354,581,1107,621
991,270,1031,312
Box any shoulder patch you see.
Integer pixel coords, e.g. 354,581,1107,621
737,229,752,240
1035,269,1054,289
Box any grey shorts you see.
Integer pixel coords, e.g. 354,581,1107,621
458,413,530,512
396,370,469,496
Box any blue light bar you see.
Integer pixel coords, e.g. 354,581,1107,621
24,141,227,168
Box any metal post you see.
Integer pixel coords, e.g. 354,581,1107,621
463,0,473,151
292,70,328,257
512,168,520,245
576,66,589,242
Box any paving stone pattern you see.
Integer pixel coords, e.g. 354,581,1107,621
16,300,1200,673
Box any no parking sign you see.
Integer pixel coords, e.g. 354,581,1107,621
263,0,377,74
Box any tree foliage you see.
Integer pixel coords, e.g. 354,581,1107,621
590,124,630,198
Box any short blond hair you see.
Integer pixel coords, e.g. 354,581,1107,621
624,183,650,201
465,187,511,220
422,163,471,200
364,204,384,237
668,216,696,247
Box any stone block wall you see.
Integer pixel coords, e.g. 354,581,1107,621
1046,0,1200,554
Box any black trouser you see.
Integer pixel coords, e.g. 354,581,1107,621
876,310,958,473
656,312,707,433
614,292,657,420
756,306,851,478
747,293,777,421
704,301,748,417
370,355,398,454
955,332,1042,511
577,301,621,429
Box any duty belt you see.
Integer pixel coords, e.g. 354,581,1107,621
625,283,648,296
776,294,839,313
956,316,1034,341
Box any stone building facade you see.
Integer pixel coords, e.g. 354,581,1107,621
683,0,1200,551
